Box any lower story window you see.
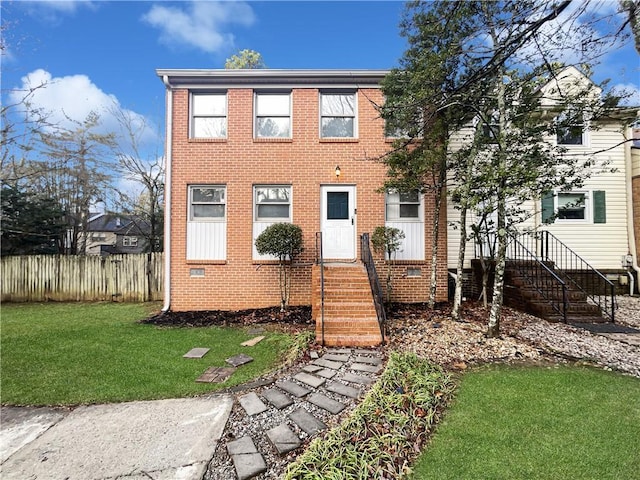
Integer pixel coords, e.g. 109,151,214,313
123,236,138,247
253,185,292,259
187,185,227,260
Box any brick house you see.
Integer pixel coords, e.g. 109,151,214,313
157,69,448,346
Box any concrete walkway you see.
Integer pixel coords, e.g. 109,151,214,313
0,395,233,480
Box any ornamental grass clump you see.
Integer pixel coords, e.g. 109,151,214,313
284,352,455,480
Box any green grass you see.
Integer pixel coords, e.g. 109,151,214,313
0,302,295,406
411,364,640,480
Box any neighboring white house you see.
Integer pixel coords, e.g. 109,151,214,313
446,67,639,292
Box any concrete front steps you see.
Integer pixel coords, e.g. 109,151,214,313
311,263,384,347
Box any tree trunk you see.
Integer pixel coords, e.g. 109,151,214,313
452,204,468,321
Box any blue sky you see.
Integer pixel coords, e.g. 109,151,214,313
2,0,639,165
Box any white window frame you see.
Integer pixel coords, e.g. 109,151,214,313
123,236,138,247
189,185,226,222
555,110,588,147
254,185,292,222
254,92,292,139
385,189,422,222
554,190,590,223
320,91,357,138
190,92,227,139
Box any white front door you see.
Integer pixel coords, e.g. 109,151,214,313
321,185,356,259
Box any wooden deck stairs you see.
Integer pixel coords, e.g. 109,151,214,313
311,263,384,346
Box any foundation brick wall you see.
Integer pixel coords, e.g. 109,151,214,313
167,83,448,311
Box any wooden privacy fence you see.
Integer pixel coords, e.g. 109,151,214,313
1,253,164,303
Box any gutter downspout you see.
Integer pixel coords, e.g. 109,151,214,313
625,123,640,296
162,75,173,312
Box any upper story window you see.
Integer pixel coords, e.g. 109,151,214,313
556,110,586,146
254,186,291,221
189,186,226,221
320,91,356,138
255,92,291,138
191,93,227,139
386,190,421,221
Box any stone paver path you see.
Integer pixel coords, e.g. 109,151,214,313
207,348,385,480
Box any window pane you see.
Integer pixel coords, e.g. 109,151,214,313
193,204,225,218
322,94,355,116
557,193,585,219
400,204,419,218
257,117,291,138
257,204,290,218
327,192,349,219
256,187,290,203
321,118,354,137
399,191,419,203
256,94,290,115
557,126,583,145
193,118,226,138
192,187,225,203
193,94,226,115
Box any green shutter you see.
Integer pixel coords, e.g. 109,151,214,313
541,193,555,224
593,190,606,224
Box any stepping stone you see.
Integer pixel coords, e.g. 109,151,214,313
226,353,254,367
353,349,378,355
183,347,210,358
294,372,325,388
196,366,236,383
276,380,311,398
232,452,267,480
238,392,268,416
342,372,375,385
241,336,265,347
323,353,350,362
289,408,327,435
326,381,362,399
302,364,323,373
312,358,343,370
307,393,346,414
309,351,320,359
351,363,382,374
227,436,257,455
266,424,301,454
353,355,382,365
315,368,337,379
262,388,293,409
328,348,352,354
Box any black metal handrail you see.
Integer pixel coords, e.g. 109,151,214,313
360,233,386,344
315,232,325,346
517,231,616,322
507,235,569,322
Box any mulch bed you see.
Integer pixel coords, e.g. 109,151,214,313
142,305,313,328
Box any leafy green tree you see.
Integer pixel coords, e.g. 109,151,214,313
255,223,303,311
224,49,265,69
1,185,66,255
371,226,405,304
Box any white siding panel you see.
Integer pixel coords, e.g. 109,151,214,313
187,222,226,260
387,221,424,261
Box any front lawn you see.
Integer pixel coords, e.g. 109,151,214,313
411,364,640,480
0,302,296,406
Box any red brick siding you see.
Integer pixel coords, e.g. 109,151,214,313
168,87,448,311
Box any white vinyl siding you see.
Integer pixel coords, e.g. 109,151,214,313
385,190,424,261
191,93,227,139
253,185,292,260
187,186,226,260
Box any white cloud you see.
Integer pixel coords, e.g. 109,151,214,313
8,69,159,145
21,0,97,23
142,1,255,53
